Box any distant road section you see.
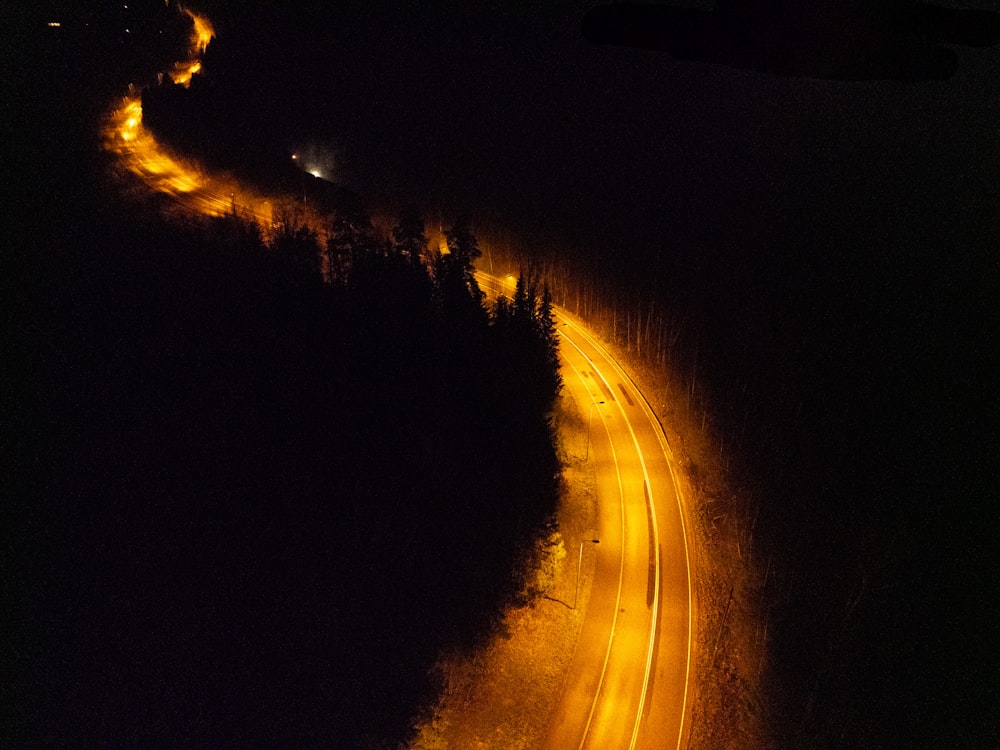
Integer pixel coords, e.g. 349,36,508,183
103,92,279,228
100,7,328,239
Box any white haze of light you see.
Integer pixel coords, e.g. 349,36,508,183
291,143,338,182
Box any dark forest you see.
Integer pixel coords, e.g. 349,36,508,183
5,8,564,746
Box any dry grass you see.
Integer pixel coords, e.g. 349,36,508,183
409,334,771,749
408,389,599,749
616,341,772,750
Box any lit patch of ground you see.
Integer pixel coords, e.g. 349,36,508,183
409,314,770,749
409,388,599,750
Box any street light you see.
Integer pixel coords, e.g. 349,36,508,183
504,273,516,297
585,400,605,461
574,538,601,609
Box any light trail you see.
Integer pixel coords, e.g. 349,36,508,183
561,327,662,750
561,352,628,750
558,325,662,750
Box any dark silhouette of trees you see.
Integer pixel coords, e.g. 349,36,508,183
537,284,561,395
271,204,322,283
8,189,563,748
444,214,483,283
392,203,431,267
491,267,562,414
326,195,379,284
433,215,487,327
207,207,266,254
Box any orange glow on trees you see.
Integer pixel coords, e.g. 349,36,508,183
104,95,202,196
187,9,215,54
169,7,214,87
102,6,285,230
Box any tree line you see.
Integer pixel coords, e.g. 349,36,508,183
9,144,564,750
6,12,563,742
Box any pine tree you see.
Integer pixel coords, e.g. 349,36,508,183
435,216,486,324
327,198,376,284
537,282,562,402
391,205,429,268
492,293,512,329
271,206,321,282
511,269,539,327
444,215,484,298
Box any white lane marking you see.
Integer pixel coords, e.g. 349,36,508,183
559,313,693,750
560,335,628,750
477,271,692,749
558,321,660,750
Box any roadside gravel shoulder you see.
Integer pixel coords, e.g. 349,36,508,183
409,388,598,749
410,334,769,749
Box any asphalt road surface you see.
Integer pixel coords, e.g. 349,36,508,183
479,274,694,750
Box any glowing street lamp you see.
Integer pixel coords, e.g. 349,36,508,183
574,539,601,609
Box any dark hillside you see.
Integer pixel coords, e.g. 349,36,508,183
6,203,560,749
4,10,561,746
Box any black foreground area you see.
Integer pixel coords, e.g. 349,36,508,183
7,213,560,746
3,16,561,737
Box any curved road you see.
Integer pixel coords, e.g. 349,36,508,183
478,274,694,750
102,10,696,746
103,95,281,227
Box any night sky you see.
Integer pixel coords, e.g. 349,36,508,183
6,1,999,746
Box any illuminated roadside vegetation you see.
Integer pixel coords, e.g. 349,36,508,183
410,386,599,749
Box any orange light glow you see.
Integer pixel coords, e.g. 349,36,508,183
105,95,203,195
170,60,202,86
168,8,214,87
103,93,327,243
187,8,215,53
103,7,332,258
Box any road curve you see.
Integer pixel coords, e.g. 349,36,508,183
99,9,695,740
478,274,694,749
